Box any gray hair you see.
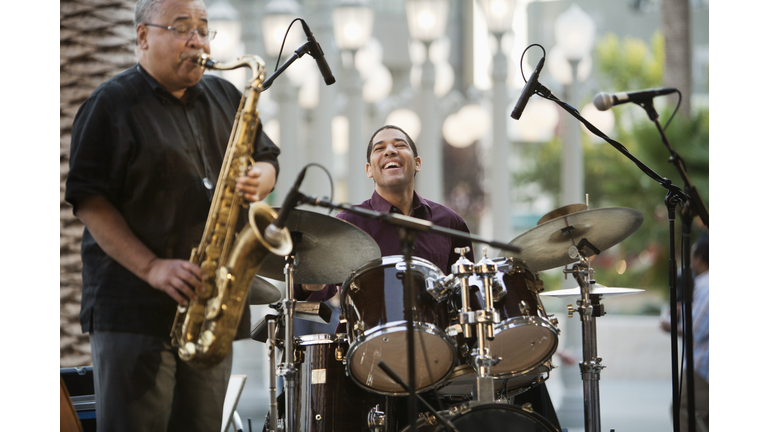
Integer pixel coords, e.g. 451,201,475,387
135,0,167,29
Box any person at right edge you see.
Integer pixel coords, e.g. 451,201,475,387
298,124,563,430
662,235,709,432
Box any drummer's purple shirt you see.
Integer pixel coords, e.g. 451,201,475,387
300,190,475,303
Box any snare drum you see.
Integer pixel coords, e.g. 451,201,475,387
341,256,456,395
399,402,559,432
289,334,408,432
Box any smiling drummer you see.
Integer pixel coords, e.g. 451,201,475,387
300,124,474,298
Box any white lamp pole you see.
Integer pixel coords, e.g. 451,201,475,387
303,1,338,202
554,4,595,207
262,0,303,203
406,0,450,203
477,0,516,243
334,0,374,205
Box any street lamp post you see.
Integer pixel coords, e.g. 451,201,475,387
551,5,596,431
554,4,595,207
333,0,374,205
262,0,303,202
477,0,516,244
406,0,450,202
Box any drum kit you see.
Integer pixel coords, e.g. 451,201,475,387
246,204,644,432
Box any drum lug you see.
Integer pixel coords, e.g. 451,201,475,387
349,280,360,293
367,404,386,431
521,402,535,413
518,300,531,317
526,279,545,293
293,348,305,364
335,346,345,362
548,314,559,327
353,321,366,339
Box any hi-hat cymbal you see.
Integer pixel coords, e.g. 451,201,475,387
501,207,644,272
248,275,282,305
257,208,381,285
540,284,644,298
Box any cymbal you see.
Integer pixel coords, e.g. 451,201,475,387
257,208,381,285
537,203,588,225
248,275,282,305
501,207,644,272
540,284,645,298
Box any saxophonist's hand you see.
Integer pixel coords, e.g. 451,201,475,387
146,259,203,307
236,162,276,202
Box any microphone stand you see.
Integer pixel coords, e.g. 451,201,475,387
538,92,706,432
636,99,708,432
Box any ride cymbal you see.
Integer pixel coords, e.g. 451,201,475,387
501,207,643,272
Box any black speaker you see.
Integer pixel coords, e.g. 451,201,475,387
60,367,96,432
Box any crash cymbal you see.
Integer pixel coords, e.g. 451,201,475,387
501,207,643,272
540,284,644,298
248,275,282,305
257,208,381,285
537,204,588,225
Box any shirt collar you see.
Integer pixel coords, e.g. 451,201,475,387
370,190,433,220
136,64,203,104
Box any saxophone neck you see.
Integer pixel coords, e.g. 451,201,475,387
196,53,267,90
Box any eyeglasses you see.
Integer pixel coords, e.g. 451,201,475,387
143,23,217,42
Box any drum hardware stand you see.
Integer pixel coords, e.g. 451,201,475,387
563,252,606,432
277,254,298,432
267,314,279,432
471,249,503,405
376,360,460,432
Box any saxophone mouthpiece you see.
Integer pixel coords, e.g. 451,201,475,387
196,53,217,70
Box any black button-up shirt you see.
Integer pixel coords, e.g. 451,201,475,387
66,64,280,338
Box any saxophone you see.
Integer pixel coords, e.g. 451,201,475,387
170,53,292,369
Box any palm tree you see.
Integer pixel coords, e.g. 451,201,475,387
60,0,136,367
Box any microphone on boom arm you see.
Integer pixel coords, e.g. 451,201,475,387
592,88,677,111
510,56,549,120
300,20,336,86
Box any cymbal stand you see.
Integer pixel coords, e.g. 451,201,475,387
266,314,279,432
277,255,298,432
564,254,605,432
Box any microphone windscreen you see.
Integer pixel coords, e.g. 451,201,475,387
592,92,613,111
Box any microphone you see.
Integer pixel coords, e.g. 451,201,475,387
593,88,676,111
510,56,546,120
300,20,336,86
264,167,307,247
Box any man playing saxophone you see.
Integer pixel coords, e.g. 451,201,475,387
65,0,280,430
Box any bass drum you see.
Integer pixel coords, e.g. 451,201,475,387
340,256,455,395
288,334,408,432
399,403,559,432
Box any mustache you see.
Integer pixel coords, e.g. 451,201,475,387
180,51,204,62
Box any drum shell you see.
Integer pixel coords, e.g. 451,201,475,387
291,334,408,432
464,258,559,378
340,256,456,395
